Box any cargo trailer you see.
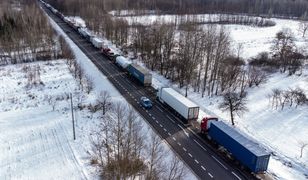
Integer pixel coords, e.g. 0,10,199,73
78,28,93,40
90,37,103,49
115,56,131,70
157,87,199,122
208,121,270,173
127,64,152,86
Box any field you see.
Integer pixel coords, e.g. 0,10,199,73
0,60,89,179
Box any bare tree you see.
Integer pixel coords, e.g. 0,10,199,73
271,28,297,73
96,91,112,115
219,92,248,125
299,21,308,37
146,131,166,180
84,75,94,94
247,66,267,87
298,140,308,158
165,154,187,180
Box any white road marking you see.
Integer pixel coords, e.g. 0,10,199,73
152,117,155,120
149,114,152,117
166,115,175,123
155,120,159,124
156,106,163,112
177,142,181,146
208,173,213,178
183,147,187,152
193,139,207,152
212,155,228,170
195,159,199,164
188,153,193,158
163,128,167,132
232,172,242,180
201,166,206,171
172,137,176,141
168,132,171,136
160,124,163,128
177,124,189,137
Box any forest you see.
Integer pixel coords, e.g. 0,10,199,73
46,0,308,18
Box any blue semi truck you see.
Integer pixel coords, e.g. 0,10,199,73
201,119,270,173
127,64,152,86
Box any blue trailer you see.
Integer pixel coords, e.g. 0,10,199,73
208,121,270,173
127,64,152,86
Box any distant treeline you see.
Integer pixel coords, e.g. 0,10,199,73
45,0,308,19
0,0,65,65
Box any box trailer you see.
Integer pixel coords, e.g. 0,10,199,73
90,37,103,49
127,64,152,86
115,56,131,70
78,28,93,40
157,87,199,122
208,121,270,173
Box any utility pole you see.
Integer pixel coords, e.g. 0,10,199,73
70,93,76,140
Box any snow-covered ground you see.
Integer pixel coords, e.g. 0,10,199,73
0,60,89,179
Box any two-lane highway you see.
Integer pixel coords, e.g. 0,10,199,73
41,3,256,180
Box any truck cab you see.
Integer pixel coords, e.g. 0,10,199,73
200,117,218,133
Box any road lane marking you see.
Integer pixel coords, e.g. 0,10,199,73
166,115,175,123
193,139,207,152
155,120,159,123
163,128,167,132
160,124,163,128
172,137,176,141
183,147,187,152
168,132,171,136
177,124,189,137
212,155,228,170
152,117,155,120
156,106,163,112
232,172,242,180
188,153,193,158
149,114,152,117
195,159,199,164
208,173,213,178
201,166,206,171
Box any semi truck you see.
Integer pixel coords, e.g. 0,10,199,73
78,28,93,40
157,87,199,123
90,37,103,49
115,56,131,70
201,119,270,173
127,64,152,86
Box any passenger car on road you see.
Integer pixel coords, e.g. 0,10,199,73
140,97,152,109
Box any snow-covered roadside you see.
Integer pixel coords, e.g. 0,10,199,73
47,12,198,179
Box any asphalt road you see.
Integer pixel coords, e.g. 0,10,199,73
41,3,257,180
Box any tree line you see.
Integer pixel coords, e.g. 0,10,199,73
0,0,62,65
90,100,187,179
45,0,308,19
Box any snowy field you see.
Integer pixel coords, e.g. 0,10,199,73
0,60,88,179
114,14,308,58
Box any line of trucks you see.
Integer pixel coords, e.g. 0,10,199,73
42,0,270,175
